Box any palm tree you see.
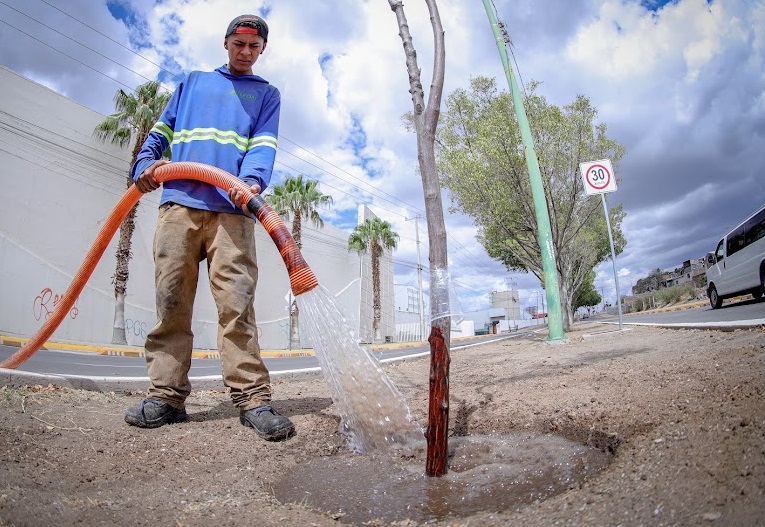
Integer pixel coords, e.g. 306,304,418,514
266,175,333,347
93,80,171,344
348,218,399,343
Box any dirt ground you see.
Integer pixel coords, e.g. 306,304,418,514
1,322,764,527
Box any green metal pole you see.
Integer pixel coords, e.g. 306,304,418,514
481,0,565,340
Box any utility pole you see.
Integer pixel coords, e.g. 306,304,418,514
482,1,565,341
406,215,427,340
507,277,517,331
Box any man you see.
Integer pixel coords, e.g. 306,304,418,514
124,14,295,442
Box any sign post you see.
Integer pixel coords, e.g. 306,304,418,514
579,159,623,330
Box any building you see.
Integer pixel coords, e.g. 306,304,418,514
0,66,395,350
461,289,537,334
394,285,426,341
490,290,521,322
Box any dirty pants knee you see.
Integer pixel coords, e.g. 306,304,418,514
144,204,271,410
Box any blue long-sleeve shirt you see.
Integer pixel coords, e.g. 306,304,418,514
131,65,280,214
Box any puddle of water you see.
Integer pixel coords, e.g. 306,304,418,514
272,433,611,524
296,286,424,453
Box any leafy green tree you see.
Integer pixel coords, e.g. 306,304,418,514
573,271,602,312
266,175,333,347
94,80,171,344
348,218,399,343
436,77,626,329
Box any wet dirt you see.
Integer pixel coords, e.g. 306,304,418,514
0,323,763,526
272,433,610,524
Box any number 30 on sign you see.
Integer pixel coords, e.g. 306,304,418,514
579,159,617,195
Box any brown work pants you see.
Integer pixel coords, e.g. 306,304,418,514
144,203,271,411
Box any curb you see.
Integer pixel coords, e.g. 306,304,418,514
0,334,480,360
603,320,765,331
0,335,316,359
0,334,519,393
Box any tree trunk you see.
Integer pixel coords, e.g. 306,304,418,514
111,198,137,344
112,136,145,346
425,321,449,476
372,242,382,343
559,278,573,331
388,0,448,477
289,300,300,347
291,212,302,347
112,290,127,344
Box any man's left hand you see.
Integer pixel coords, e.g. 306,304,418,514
228,184,261,217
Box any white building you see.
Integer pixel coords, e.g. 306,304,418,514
0,66,395,350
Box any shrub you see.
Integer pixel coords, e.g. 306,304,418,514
657,284,696,305
633,297,644,312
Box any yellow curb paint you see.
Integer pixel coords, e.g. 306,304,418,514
0,335,321,359
1,336,47,350
1,336,427,360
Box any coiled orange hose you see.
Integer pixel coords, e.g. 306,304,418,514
1,162,317,369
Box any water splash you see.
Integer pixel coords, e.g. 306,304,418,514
297,285,425,453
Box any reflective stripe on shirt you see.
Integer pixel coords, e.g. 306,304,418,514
158,126,277,153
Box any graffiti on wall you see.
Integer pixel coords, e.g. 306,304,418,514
33,287,79,321
125,318,149,340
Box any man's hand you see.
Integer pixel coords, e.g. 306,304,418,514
135,159,170,193
228,183,261,216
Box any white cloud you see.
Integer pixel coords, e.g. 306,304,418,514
1,0,763,318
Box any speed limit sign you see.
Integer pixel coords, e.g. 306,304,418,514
579,159,617,195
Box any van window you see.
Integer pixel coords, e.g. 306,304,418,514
715,239,724,262
744,208,765,245
727,224,746,256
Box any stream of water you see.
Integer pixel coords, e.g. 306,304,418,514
296,285,425,453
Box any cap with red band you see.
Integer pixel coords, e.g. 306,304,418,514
225,15,269,42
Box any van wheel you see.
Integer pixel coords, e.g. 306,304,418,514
709,285,722,309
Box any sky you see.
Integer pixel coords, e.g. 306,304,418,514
1,0,763,318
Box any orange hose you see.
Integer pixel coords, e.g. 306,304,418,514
1,162,317,369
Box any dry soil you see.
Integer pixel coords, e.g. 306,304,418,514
1,322,763,526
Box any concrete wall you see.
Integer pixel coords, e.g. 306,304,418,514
490,290,521,321
0,66,368,350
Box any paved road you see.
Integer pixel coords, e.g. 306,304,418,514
600,296,765,327
0,332,528,390
4,297,763,391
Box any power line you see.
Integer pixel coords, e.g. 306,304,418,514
279,135,422,214
36,0,172,76
2,0,505,281
1,2,161,89
0,18,137,93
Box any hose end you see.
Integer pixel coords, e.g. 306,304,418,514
291,271,319,296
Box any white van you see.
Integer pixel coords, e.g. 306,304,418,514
706,203,765,308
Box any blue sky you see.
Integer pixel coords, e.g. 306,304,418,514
1,0,763,316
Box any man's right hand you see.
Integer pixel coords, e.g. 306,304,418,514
135,159,170,193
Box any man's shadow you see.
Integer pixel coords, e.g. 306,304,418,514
187,396,335,423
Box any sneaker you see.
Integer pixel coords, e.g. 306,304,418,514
124,397,188,428
240,405,295,441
